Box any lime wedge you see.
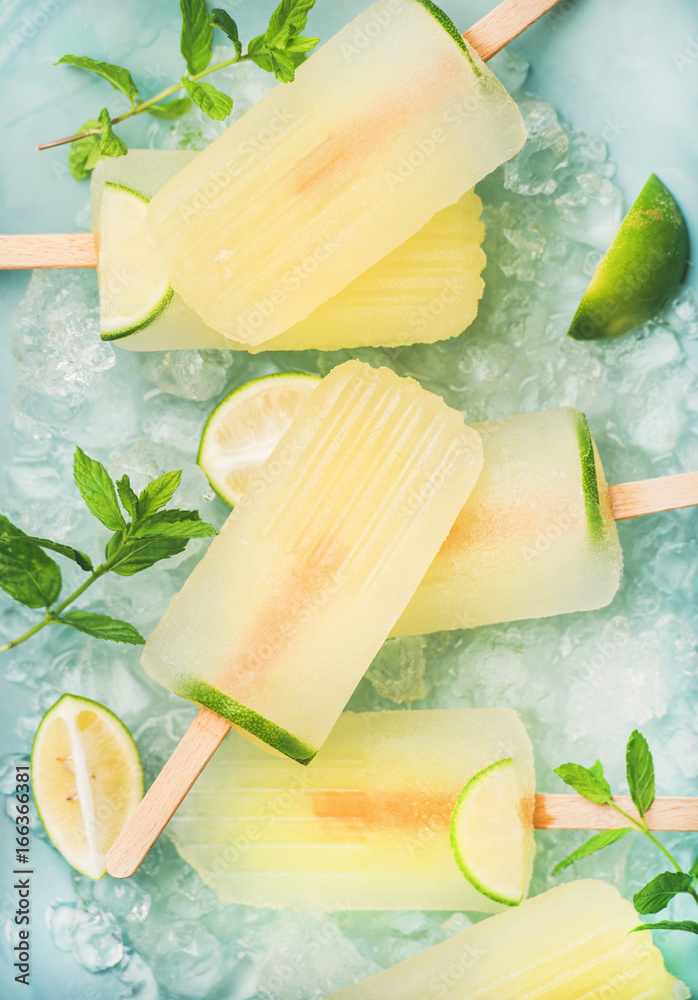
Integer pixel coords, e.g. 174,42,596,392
97,182,173,340
568,173,688,340
31,694,144,879
198,372,321,506
449,757,534,907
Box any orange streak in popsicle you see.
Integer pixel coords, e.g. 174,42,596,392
311,789,456,830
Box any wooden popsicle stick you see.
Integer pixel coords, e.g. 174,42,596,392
608,471,698,521
0,233,97,270
464,0,564,61
106,706,230,879
534,794,698,832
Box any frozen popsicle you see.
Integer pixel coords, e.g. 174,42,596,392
145,0,526,346
394,406,622,635
141,361,484,764
91,151,486,351
169,707,535,912
326,879,689,1000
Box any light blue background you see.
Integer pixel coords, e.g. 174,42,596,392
0,0,697,995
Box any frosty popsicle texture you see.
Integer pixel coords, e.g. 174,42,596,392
393,407,622,635
169,708,535,911
142,361,483,763
327,880,688,1000
145,0,526,345
91,151,486,352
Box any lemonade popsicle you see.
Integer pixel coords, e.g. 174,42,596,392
326,880,689,1000
92,151,486,352
169,708,535,912
145,0,526,345
141,361,483,763
394,407,622,635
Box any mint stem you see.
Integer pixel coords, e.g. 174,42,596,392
0,542,128,653
37,52,254,151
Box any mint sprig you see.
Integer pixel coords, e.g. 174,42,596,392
39,0,320,178
552,730,698,937
0,447,216,652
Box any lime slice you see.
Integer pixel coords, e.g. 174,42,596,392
31,694,144,879
449,757,534,907
198,372,321,506
568,173,688,340
97,182,173,341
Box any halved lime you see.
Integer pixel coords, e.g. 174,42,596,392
198,372,321,505
568,173,688,340
97,182,173,340
31,694,144,879
449,757,534,907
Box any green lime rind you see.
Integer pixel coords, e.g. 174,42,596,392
197,371,321,506
100,285,174,341
568,173,689,341
575,411,605,545
99,181,175,342
409,0,482,76
449,757,522,908
179,678,317,765
31,693,144,880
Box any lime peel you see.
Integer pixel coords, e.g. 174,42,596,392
567,173,689,341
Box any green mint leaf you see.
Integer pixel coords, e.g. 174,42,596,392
0,514,92,572
689,854,698,879
143,97,192,120
626,729,655,818
116,475,139,522
137,470,182,520
210,8,242,58
553,761,613,805
180,77,233,121
68,120,103,181
106,534,188,576
267,47,298,83
632,872,693,915
551,828,631,875
0,537,62,609
180,0,213,75
134,509,217,539
282,34,320,53
98,108,128,158
56,55,138,106
58,610,144,645
631,920,698,935
74,447,126,533
264,0,317,49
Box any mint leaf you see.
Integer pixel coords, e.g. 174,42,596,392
551,828,631,875
68,119,103,181
144,97,192,120
631,920,698,935
553,761,613,805
137,470,182,520
116,475,139,522
210,8,242,58
56,55,138,106
58,609,144,645
98,108,128,158
626,729,655,819
105,533,188,576
134,510,217,539
0,514,92,572
264,0,316,49
689,854,698,879
74,448,126,533
633,872,693,915
180,0,213,75
0,537,62,609
180,77,232,120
